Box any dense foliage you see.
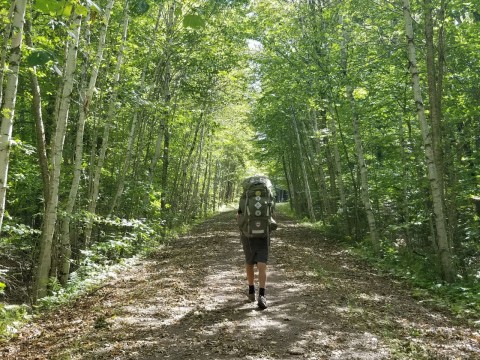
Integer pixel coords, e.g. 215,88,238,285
246,0,480,312
0,0,258,306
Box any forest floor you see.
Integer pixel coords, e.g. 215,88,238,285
2,211,480,359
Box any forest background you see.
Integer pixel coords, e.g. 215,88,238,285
0,0,479,337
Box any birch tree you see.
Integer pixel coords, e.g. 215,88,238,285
292,112,316,222
328,114,347,215
58,0,115,286
33,9,82,300
347,86,380,250
424,0,446,198
145,2,176,212
340,14,379,249
0,0,16,107
402,0,454,282
109,4,163,215
0,0,28,234
84,1,129,245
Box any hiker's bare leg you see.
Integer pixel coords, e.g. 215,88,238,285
257,262,267,289
246,264,255,286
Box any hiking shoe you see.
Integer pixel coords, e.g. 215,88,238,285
247,292,255,302
257,295,267,309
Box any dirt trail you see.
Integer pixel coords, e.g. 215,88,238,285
2,211,479,359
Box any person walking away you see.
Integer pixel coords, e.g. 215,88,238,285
236,175,277,309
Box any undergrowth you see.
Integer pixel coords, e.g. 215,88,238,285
0,210,218,343
276,204,480,327
352,242,480,326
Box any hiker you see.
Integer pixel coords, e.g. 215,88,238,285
236,175,277,309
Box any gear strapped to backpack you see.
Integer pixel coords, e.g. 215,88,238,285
238,176,277,238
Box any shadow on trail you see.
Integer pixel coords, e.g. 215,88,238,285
77,213,328,359
75,212,479,359
3,211,479,359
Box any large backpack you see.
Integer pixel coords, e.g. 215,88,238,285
238,176,276,238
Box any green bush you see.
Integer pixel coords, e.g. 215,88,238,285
0,282,29,341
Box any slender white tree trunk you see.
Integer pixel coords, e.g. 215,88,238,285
0,0,16,107
33,11,82,300
0,0,28,234
58,0,115,286
84,3,129,245
402,0,454,282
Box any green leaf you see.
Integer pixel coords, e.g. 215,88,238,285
33,0,86,17
183,14,206,29
63,3,73,17
75,4,88,17
25,50,54,67
34,0,66,15
1,108,12,120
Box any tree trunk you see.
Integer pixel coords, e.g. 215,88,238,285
58,0,115,286
292,112,316,222
110,4,163,214
202,150,212,218
347,86,380,250
188,125,205,219
340,15,378,247
424,0,445,197
173,112,203,213
398,104,412,246
282,154,295,212
0,0,16,107
328,114,347,215
160,117,170,212
303,114,327,220
402,0,454,282
33,11,82,300
318,108,338,215
338,16,361,238
84,3,129,245
0,0,27,234
159,2,176,214
145,119,165,200
212,160,221,211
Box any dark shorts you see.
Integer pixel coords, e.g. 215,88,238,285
241,233,269,264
